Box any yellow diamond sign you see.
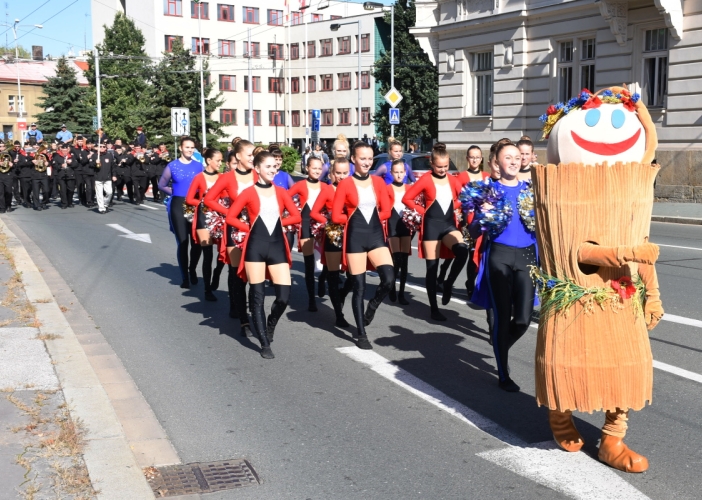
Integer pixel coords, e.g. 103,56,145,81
384,87,403,108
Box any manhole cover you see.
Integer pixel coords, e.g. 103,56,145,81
145,459,260,497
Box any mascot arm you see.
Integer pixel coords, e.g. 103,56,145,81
638,262,664,331
577,242,660,267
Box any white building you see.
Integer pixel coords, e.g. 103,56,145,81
91,0,390,148
411,0,702,201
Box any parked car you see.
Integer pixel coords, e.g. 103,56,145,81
371,152,458,181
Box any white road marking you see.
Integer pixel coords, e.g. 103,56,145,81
337,347,650,500
139,202,159,210
106,223,152,243
662,313,702,328
655,243,702,251
652,360,702,384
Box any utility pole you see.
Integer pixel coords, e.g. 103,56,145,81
274,34,278,144
304,11,309,151
357,20,362,142
94,48,103,144
197,4,207,147
247,28,254,143
390,4,395,138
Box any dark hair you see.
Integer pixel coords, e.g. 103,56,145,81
466,145,482,157
203,147,221,162
430,142,449,165
231,136,242,147
332,157,349,172
270,147,283,158
516,139,534,151
233,139,254,157
390,158,406,171
351,140,373,160
495,140,518,160
227,151,237,163
254,151,274,167
307,155,323,168
490,138,513,154
520,135,532,141
179,136,195,147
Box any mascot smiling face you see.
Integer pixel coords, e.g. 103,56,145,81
543,86,657,165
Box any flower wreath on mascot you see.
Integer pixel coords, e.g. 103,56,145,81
532,86,663,473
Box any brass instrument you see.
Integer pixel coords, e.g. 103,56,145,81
34,146,48,173
137,152,145,163
0,153,12,174
161,152,171,163
96,157,102,169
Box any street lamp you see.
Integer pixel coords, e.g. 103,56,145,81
330,21,362,142
364,2,395,137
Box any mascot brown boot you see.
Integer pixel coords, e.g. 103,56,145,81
549,409,584,452
598,408,649,473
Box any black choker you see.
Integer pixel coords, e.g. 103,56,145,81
204,170,218,176
392,181,404,187
431,172,447,179
235,168,251,175
333,182,339,186
307,178,320,184
353,172,369,181
519,167,531,173
256,181,273,189
467,168,482,174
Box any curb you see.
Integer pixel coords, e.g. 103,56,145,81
651,215,702,225
0,219,156,499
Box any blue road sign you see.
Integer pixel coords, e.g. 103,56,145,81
312,109,321,120
312,119,320,132
389,108,400,125
7,132,12,140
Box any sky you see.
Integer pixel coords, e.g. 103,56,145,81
2,0,92,58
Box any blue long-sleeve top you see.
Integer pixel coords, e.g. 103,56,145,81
493,182,536,248
373,160,416,185
274,170,295,189
158,159,204,197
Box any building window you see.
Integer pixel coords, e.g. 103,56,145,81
268,43,284,60
312,13,322,22
219,40,234,57
338,73,351,90
292,110,301,127
357,71,370,89
220,109,236,124
218,4,234,21
473,51,493,116
290,43,299,60
291,11,302,25
338,36,351,55
321,39,333,57
642,28,668,108
322,109,333,126
244,76,261,92
331,15,342,20
269,77,284,93
244,42,259,58
7,95,25,114
580,38,595,92
165,35,182,52
245,110,261,126
558,41,574,103
321,74,333,91
191,1,209,19
164,0,182,16
192,37,210,55
291,77,300,93
307,76,316,93
243,6,259,24
360,34,370,52
268,9,283,25
270,110,285,126
360,107,371,125
307,41,316,58
338,108,351,125
219,74,235,91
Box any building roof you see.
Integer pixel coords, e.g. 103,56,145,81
0,59,89,86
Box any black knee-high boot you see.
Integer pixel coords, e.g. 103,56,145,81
189,243,202,284
389,253,400,302
398,252,410,305
318,266,328,298
266,284,290,342
228,265,237,318
202,247,216,301
437,258,452,285
211,259,224,291
350,273,372,349
340,271,353,305
328,271,349,327
231,266,252,336
426,259,446,321
364,265,395,326
442,242,470,305
304,254,317,312
249,283,273,359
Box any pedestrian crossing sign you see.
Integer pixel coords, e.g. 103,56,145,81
389,108,400,125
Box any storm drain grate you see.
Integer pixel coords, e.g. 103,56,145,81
145,459,260,497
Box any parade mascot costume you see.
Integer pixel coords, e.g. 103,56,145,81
532,86,663,473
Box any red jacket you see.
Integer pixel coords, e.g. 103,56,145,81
310,183,335,223
225,185,301,281
186,172,220,243
402,172,464,259
331,175,391,267
288,178,324,249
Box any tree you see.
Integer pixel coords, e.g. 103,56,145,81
35,57,94,136
0,45,32,59
371,0,438,146
143,38,223,147
84,12,152,142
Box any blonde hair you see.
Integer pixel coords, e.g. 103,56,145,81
332,134,350,158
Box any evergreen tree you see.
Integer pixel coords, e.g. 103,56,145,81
144,38,223,147
35,57,94,137
84,12,152,142
371,0,438,146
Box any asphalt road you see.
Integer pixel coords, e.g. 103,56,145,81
4,199,702,500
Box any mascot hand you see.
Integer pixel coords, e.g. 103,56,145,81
629,243,660,264
644,295,664,331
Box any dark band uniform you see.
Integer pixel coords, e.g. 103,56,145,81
52,148,77,209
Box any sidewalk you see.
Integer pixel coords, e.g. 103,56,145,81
652,202,702,225
0,218,177,499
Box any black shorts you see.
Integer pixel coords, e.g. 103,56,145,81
300,205,312,239
388,209,411,238
244,219,288,265
423,203,457,241
227,225,236,247
346,209,387,254
196,207,207,230
324,235,342,253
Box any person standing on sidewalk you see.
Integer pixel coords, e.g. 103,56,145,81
93,142,116,214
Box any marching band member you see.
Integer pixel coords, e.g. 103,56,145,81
93,141,116,214
52,142,77,209
149,142,169,203
11,141,32,208
30,145,51,211
0,141,15,213
131,142,150,205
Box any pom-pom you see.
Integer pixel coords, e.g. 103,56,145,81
228,208,249,250
205,211,226,240
517,182,536,232
401,208,422,234
183,202,195,223
311,208,330,240
325,223,344,248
